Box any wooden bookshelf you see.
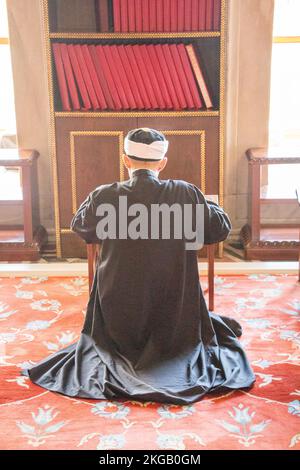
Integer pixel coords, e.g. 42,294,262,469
42,0,227,258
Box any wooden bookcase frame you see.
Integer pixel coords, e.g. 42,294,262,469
41,0,227,257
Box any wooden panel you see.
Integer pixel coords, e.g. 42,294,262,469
55,115,137,229
72,133,120,208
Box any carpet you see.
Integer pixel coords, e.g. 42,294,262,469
0,274,299,450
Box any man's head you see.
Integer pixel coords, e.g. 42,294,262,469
122,128,168,176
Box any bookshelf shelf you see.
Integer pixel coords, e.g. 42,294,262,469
50,31,221,40
55,111,219,118
42,0,227,258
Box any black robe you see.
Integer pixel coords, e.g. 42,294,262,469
21,169,255,404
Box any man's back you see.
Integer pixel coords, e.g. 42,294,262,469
71,169,230,364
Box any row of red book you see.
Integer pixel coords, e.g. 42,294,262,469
110,0,221,33
52,42,214,111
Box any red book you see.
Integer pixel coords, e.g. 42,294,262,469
170,0,178,32
177,43,203,108
110,45,136,109
52,43,71,111
120,0,128,32
60,43,80,110
191,0,199,31
205,0,214,30
113,0,121,32
184,0,192,31
198,0,206,30
149,0,157,32
135,0,143,32
96,45,122,110
95,0,110,32
102,45,130,109
89,45,115,109
142,0,150,32
169,44,194,108
118,45,144,109
185,43,213,108
163,0,171,32
81,44,107,109
74,45,100,110
154,44,180,110
213,0,221,30
162,44,187,108
128,0,136,31
124,45,151,109
132,44,158,109
67,44,91,110
156,0,164,32
140,45,165,109
177,0,184,32
147,44,173,109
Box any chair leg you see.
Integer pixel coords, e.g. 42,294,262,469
208,244,215,311
87,244,96,293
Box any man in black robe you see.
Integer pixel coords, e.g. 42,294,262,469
21,128,255,404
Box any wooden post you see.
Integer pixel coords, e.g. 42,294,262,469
208,244,215,311
249,161,261,241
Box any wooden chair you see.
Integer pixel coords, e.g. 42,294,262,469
87,243,216,311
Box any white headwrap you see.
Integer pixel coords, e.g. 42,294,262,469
124,136,169,161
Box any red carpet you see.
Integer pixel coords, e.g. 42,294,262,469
0,274,299,450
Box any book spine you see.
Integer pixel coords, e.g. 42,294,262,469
135,0,143,32
149,0,157,32
82,44,107,109
132,44,159,109
177,0,184,32
128,0,136,32
89,45,115,109
170,44,194,108
156,0,164,32
141,45,165,109
124,44,151,109
112,0,121,32
142,0,150,32
102,45,130,108
147,44,173,109
96,45,122,109
60,43,81,110
198,0,206,30
74,44,100,110
155,44,181,109
163,0,171,32
205,0,214,30
184,0,192,31
170,0,178,32
110,45,137,108
52,43,71,111
162,43,187,108
120,0,129,32
191,0,199,31
177,43,203,108
186,43,213,108
67,44,91,110
118,45,144,109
